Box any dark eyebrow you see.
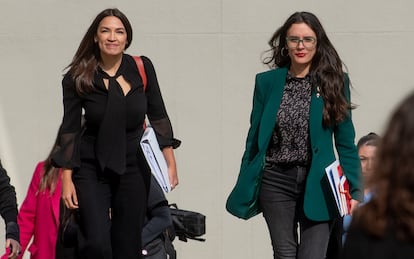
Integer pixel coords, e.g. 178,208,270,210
99,26,125,31
288,36,314,38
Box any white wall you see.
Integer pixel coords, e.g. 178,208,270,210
0,0,413,258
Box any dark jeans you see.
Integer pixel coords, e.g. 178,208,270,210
259,164,332,259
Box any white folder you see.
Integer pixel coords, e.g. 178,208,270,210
140,126,171,192
325,160,351,216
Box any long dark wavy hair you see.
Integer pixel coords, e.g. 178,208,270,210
263,11,353,127
353,91,414,241
66,8,133,95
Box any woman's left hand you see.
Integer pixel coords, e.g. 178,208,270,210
162,147,178,190
349,199,360,215
168,166,178,190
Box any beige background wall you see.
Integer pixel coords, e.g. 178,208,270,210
0,0,413,258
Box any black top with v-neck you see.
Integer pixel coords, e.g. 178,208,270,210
52,54,179,175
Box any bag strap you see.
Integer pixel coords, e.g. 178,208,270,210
133,56,147,91
133,56,149,128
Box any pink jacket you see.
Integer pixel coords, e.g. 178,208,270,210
2,161,62,259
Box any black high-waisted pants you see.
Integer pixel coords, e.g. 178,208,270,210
74,139,150,259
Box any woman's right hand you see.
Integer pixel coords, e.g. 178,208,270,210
61,169,79,209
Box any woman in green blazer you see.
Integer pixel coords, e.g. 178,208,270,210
227,12,362,259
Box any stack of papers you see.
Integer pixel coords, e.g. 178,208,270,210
325,160,351,216
140,126,171,192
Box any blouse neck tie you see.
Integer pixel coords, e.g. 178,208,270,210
96,75,127,175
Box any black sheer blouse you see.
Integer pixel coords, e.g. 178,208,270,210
52,54,180,174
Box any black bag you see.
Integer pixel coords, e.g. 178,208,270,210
142,231,176,259
59,203,80,248
169,204,206,242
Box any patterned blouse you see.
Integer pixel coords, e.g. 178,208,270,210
265,73,312,166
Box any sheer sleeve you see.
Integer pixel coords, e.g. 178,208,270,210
51,74,83,169
142,56,181,149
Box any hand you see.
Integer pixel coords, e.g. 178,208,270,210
168,165,179,190
162,147,178,190
349,199,360,215
5,238,21,259
62,169,78,209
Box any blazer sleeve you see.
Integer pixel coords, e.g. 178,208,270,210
17,162,44,257
240,74,267,167
334,74,363,201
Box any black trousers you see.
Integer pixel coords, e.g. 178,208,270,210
73,157,149,259
326,217,344,259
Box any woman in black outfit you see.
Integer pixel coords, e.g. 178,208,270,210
52,8,180,259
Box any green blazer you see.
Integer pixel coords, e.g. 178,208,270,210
241,67,362,221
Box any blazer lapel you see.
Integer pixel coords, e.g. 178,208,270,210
309,85,324,142
258,67,288,151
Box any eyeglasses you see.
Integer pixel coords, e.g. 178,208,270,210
286,36,317,50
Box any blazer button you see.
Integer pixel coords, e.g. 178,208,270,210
313,148,318,154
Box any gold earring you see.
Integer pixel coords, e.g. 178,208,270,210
280,47,288,57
